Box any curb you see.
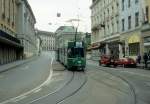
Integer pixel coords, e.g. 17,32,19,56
0,56,38,73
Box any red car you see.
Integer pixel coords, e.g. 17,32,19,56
99,55,118,67
117,57,137,67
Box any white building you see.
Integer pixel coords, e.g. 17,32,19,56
55,26,84,61
90,0,121,60
90,0,149,60
16,0,37,58
37,30,55,51
119,0,145,58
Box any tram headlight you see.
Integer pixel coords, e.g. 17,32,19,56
78,61,81,64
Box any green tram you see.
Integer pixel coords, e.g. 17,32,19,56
58,41,86,71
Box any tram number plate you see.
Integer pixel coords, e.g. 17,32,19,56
76,42,82,47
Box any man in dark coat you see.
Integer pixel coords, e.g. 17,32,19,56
143,53,148,68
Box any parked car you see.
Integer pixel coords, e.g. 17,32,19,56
99,55,118,67
99,55,136,68
117,57,137,68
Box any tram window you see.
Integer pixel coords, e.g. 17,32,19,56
68,48,84,58
68,48,73,58
74,48,84,57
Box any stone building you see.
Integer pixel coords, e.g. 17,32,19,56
91,0,150,60
55,26,83,50
55,26,83,61
16,0,37,58
37,30,55,51
141,0,150,56
119,0,144,59
0,0,23,65
90,0,120,60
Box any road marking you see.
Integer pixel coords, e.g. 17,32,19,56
0,58,54,104
33,88,42,93
51,78,64,83
12,95,27,102
53,73,61,77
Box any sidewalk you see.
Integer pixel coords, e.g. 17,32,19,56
52,61,66,71
0,56,37,73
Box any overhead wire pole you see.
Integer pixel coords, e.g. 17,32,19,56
75,15,80,42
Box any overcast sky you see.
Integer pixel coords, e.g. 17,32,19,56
28,0,92,32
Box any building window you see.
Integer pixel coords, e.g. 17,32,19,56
145,6,149,23
116,21,119,32
12,0,15,25
112,23,114,34
128,0,131,8
135,0,138,3
122,0,125,11
116,2,119,9
8,0,11,23
2,0,5,19
135,12,139,27
129,43,139,56
122,19,125,31
128,16,131,29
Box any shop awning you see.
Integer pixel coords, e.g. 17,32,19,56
91,43,100,49
87,45,92,51
0,30,23,48
128,34,140,44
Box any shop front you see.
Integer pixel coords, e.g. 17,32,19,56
108,42,120,59
121,31,141,59
91,42,101,61
141,24,150,56
144,36,150,53
128,34,140,57
0,30,23,65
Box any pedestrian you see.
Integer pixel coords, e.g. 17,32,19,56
137,54,141,64
143,53,148,68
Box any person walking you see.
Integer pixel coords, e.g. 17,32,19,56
137,54,141,64
143,53,148,68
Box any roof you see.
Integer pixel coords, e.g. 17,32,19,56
36,30,55,37
55,26,76,34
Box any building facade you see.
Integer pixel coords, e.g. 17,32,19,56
55,26,83,61
119,0,144,59
56,26,83,50
91,0,120,61
91,0,150,60
16,0,37,58
141,0,150,56
37,30,55,51
0,0,23,65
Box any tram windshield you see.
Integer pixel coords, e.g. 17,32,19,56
68,48,84,58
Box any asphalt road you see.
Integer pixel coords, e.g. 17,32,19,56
0,52,54,103
7,61,134,104
87,61,150,104
1,54,150,104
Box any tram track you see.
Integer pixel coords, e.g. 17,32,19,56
56,71,87,104
102,69,137,104
27,70,87,104
87,65,137,104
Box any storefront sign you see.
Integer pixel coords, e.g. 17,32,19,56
128,34,140,44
